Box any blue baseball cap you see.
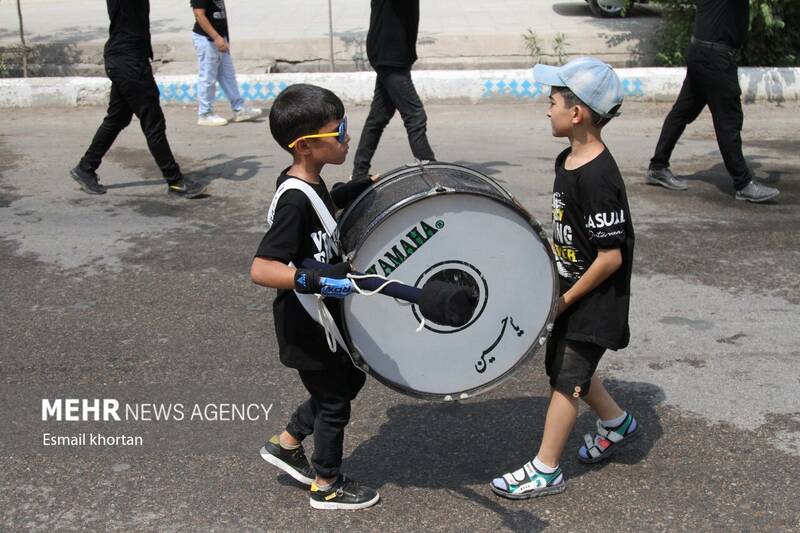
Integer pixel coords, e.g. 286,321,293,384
533,56,623,119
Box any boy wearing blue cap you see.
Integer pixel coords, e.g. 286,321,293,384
491,57,640,499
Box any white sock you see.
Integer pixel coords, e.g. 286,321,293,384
316,476,339,491
532,456,557,473
602,411,628,428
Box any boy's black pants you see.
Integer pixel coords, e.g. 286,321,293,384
650,41,750,190
79,54,181,182
286,356,366,479
352,66,435,180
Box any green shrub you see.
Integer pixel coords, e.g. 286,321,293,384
653,0,800,67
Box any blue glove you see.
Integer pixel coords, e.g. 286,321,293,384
318,277,354,299
294,263,354,299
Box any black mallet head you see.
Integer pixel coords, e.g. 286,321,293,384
418,280,479,327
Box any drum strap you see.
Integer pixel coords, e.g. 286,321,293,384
267,178,349,354
267,178,339,241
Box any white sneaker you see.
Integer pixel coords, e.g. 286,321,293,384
231,107,263,123
197,114,229,127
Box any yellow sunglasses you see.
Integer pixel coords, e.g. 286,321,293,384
287,116,348,149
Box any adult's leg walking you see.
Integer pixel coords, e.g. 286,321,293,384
114,59,182,180
193,33,220,116
699,53,751,190
650,62,706,170
352,76,396,180
78,62,134,173
217,45,245,112
380,67,435,163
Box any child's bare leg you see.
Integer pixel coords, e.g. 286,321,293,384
278,431,336,485
536,389,579,467
582,375,625,421
279,430,301,447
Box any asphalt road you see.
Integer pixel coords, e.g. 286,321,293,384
1,101,799,532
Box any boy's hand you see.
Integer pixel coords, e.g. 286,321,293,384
555,295,569,318
369,173,382,183
294,263,354,299
214,36,229,53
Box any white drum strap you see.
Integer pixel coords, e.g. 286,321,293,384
267,178,348,354
267,178,338,239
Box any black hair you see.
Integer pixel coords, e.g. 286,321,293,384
551,86,617,128
269,83,345,153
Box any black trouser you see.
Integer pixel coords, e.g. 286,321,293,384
285,356,366,479
79,54,181,182
352,66,435,180
650,42,751,190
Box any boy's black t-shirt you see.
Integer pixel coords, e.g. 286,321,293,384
255,173,372,370
552,147,634,350
367,0,419,68
191,0,229,40
694,0,748,49
104,0,154,59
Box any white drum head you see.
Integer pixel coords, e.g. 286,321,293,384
338,163,557,400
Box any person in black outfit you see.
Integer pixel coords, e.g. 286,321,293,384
351,0,435,181
646,0,779,203
252,84,381,510
70,0,205,198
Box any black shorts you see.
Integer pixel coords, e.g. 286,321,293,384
545,328,605,398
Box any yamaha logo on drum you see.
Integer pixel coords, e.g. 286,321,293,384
363,219,444,277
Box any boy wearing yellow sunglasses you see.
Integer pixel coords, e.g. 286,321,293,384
250,83,381,510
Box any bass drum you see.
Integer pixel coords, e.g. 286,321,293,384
336,162,557,400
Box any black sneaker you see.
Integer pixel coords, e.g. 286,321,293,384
309,474,380,510
167,176,207,199
646,167,688,191
70,166,107,195
259,435,315,485
735,180,779,203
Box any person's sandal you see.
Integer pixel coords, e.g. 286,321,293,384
578,413,640,464
490,461,566,499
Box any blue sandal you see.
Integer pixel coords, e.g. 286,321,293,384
578,413,640,464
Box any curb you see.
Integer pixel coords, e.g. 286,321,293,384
1,68,798,108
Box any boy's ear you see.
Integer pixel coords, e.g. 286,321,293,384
294,138,312,155
572,104,595,126
570,104,584,125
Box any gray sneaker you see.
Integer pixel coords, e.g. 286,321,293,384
231,107,263,123
646,167,688,191
735,180,779,203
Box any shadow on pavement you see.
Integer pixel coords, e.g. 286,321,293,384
345,379,664,524
103,154,264,191
194,154,265,183
452,160,519,181
678,156,792,198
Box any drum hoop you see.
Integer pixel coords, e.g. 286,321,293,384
337,162,542,260
336,162,559,401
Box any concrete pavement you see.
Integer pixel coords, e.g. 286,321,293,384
1,101,799,531
0,0,663,75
